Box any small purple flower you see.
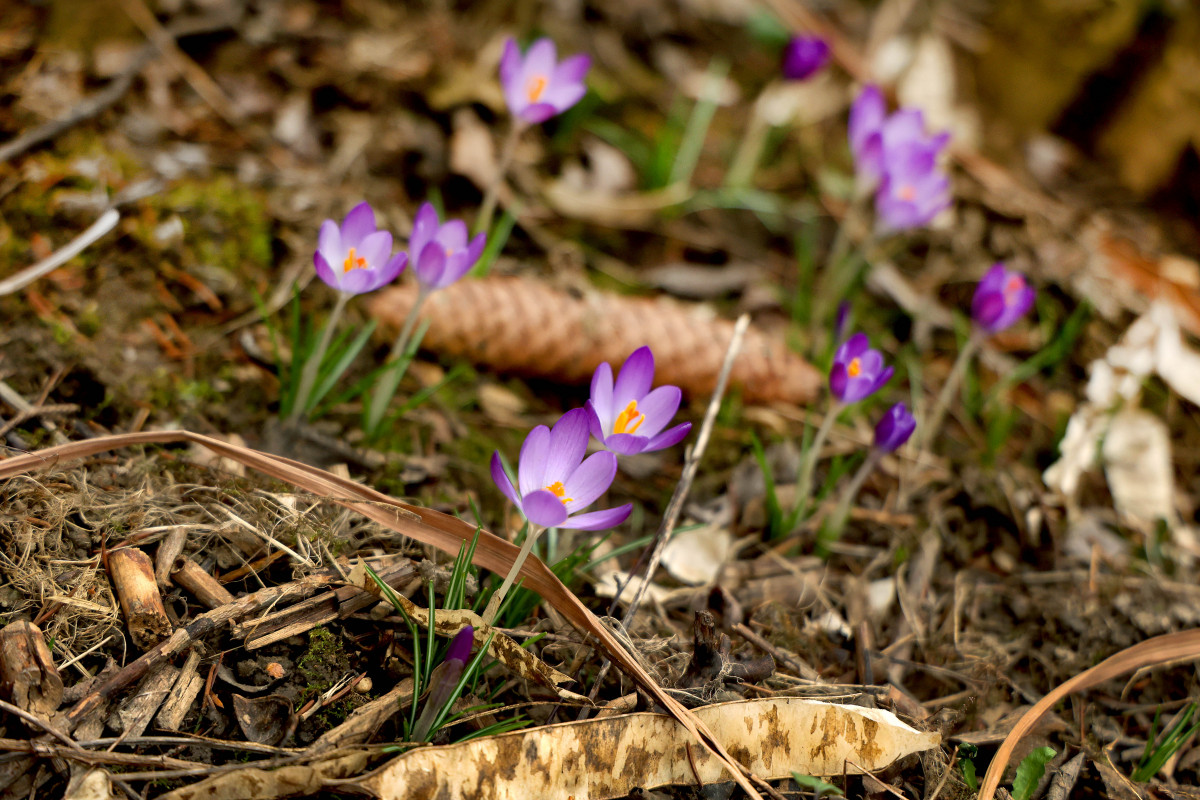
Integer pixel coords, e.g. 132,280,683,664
408,203,486,290
972,263,1036,334
586,346,691,456
499,37,590,125
873,403,916,453
491,409,632,531
875,146,952,231
848,85,888,185
782,35,831,81
445,625,474,665
314,202,407,295
829,332,893,403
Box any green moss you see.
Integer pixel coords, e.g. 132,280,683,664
297,626,351,703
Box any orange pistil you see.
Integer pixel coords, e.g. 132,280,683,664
342,247,368,273
613,400,645,435
1005,275,1025,295
544,480,573,505
526,75,548,103
848,357,862,378
897,184,916,202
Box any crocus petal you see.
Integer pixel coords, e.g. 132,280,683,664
338,268,380,295
872,365,895,394
517,425,551,496
563,504,632,532
562,451,617,511
613,346,655,408
837,332,869,361
435,219,469,253
518,102,559,124
380,252,408,285
522,489,569,528
358,230,393,271
490,452,522,508
603,433,648,455
849,86,886,159
589,363,615,429
466,232,487,267
829,363,849,400
410,202,439,257
635,385,681,437
445,626,474,664
585,401,606,441
341,202,376,247
499,38,522,94
542,81,586,114
645,422,692,452
318,219,342,262
313,251,339,290
858,348,884,376
972,293,1006,329
415,241,447,287
542,409,589,484
553,53,591,85
520,38,558,89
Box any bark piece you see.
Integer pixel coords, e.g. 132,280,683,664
171,557,236,609
156,650,204,732
108,548,173,650
0,620,64,715
106,661,179,738
366,276,821,406
154,527,189,588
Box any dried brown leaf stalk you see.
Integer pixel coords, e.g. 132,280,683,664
366,276,821,406
0,431,765,799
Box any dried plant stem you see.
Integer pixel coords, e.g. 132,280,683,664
817,448,881,553
476,120,524,237
916,328,984,453
0,209,119,296
793,401,843,522
288,291,350,424
581,315,750,714
365,288,429,435
482,524,543,625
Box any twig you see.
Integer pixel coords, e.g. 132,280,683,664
0,210,120,297
0,404,78,439
733,623,821,683
0,698,84,752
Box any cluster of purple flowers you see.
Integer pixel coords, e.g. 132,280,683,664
828,331,913,453
314,201,485,297
849,85,951,231
491,346,691,532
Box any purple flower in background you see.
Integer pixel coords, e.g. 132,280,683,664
408,203,486,290
875,148,952,231
782,35,831,81
848,85,888,184
491,409,632,531
314,202,407,294
586,346,691,456
500,37,590,125
873,403,916,453
830,333,893,403
972,263,1036,334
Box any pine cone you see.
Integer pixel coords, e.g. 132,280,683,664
366,276,820,406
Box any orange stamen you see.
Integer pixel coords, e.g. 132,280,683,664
544,480,573,505
342,247,368,273
526,75,548,102
613,400,645,435
1005,275,1024,294
848,357,862,378
898,184,916,202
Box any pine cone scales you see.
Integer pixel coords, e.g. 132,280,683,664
367,276,821,405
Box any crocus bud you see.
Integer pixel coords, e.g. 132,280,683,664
873,403,916,453
782,35,831,81
971,263,1035,334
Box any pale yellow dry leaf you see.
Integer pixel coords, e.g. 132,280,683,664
365,697,940,799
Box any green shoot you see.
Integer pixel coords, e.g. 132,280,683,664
790,772,843,797
1132,702,1200,782
957,742,979,791
1011,746,1056,800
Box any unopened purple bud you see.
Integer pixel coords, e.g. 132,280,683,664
445,626,474,665
782,35,831,81
834,301,851,344
873,403,916,453
971,263,1035,334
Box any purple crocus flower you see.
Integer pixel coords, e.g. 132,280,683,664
972,263,1036,334
782,35,831,81
848,85,888,185
848,87,951,205
408,203,486,290
500,37,590,125
445,625,474,665
873,403,916,453
314,202,407,295
586,346,691,456
491,409,632,531
875,146,952,231
830,332,893,403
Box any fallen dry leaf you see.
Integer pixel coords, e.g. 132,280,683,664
365,697,940,799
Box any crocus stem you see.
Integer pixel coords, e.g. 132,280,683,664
365,287,429,437
724,87,774,189
794,401,843,521
817,448,882,554
476,121,524,237
289,291,350,425
481,524,542,625
917,327,985,452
